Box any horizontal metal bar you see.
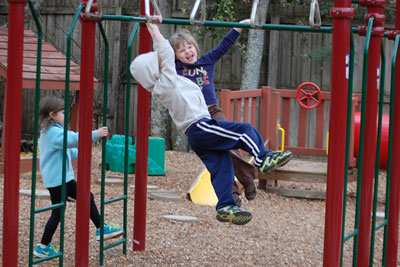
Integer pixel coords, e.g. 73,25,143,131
35,202,65,213
343,229,359,242
104,195,127,205
103,238,126,251
374,219,388,231
101,14,334,33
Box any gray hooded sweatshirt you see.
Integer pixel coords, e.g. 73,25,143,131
130,40,210,133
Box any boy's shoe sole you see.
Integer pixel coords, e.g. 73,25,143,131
216,206,252,225
260,151,293,174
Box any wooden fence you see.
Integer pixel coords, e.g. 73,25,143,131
0,1,396,145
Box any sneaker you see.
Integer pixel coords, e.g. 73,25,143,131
244,180,257,201
34,243,58,258
96,223,123,241
216,205,252,225
260,151,293,174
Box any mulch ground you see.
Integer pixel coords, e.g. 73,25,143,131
0,146,396,266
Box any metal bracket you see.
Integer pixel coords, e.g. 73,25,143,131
84,0,102,19
145,0,162,23
309,0,321,29
250,0,263,29
190,0,206,26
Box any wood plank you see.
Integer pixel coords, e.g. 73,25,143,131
298,104,308,147
0,42,59,52
315,101,325,148
0,49,68,59
251,97,257,127
281,98,291,147
266,187,326,200
243,98,249,123
0,56,77,67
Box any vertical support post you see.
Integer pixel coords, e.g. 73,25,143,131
75,1,98,265
323,1,353,266
356,1,385,266
2,1,28,266
386,1,400,265
133,0,152,251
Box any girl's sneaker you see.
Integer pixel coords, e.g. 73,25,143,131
216,205,252,225
34,243,58,258
260,150,293,174
96,223,123,241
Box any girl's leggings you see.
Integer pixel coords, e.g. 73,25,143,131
41,180,101,245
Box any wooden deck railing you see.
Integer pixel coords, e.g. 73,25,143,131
220,86,362,167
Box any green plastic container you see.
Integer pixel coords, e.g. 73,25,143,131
105,135,166,175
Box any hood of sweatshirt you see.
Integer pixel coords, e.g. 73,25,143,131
130,51,159,91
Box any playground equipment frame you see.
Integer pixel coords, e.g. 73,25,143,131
2,0,400,266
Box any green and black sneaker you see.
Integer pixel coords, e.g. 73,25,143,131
216,205,252,225
260,150,293,174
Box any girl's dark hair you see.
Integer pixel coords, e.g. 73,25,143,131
39,96,65,130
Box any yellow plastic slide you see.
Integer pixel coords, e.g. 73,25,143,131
187,168,218,206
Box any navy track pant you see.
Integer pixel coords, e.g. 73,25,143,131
186,118,270,210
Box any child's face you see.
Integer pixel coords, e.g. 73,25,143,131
50,110,65,126
175,41,198,64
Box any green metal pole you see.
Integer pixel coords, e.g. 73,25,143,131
382,34,400,266
340,28,355,267
125,21,140,255
27,0,42,266
57,5,85,266
101,14,334,33
97,21,109,267
352,17,374,267
369,38,386,266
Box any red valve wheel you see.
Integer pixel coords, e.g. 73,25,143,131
296,82,322,109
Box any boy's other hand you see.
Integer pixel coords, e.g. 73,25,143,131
234,18,251,33
97,127,109,138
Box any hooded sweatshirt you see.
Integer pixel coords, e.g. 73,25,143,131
130,40,210,133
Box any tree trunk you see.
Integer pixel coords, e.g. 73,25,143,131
240,0,270,90
109,2,129,135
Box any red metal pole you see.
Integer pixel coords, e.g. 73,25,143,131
2,1,27,266
75,1,98,265
356,1,385,265
323,1,353,266
133,0,151,251
386,0,400,265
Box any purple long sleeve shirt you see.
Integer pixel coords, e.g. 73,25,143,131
175,29,240,105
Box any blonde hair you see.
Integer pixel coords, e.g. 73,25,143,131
169,29,200,56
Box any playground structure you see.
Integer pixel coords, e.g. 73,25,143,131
0,28,97,174
219,86,362,198
1,0,400,267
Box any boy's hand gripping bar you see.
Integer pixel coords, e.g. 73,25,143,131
145,0,162,23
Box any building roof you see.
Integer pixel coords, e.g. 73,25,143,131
0,28,98,90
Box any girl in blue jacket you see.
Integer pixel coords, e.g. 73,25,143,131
34,96,122,258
